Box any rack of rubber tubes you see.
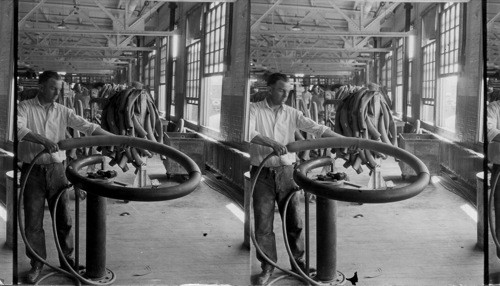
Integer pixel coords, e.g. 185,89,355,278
332,84,397,174
95,85,165,172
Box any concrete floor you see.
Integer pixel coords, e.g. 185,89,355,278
0,203,13,285
249,157,483,286
1,154,484,285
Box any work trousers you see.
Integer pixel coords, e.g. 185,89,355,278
251,165,305,271
21,162,74,268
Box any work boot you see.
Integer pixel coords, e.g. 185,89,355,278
26,264,43,284
255,265,274,285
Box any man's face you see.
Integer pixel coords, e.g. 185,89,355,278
268,80,290,106
39,78,62,103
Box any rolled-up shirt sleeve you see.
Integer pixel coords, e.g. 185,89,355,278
488,102,500,142
17,101,31,141
249,103,260,141
67,108,99,136
296,111,329,138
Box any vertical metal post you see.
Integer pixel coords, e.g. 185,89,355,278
402,3,412,122
304,192,310,276
86,193,107,279
316,196,337,282
166,3,177,120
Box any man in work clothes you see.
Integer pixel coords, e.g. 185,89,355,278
249,73,342,284
17,71,114,283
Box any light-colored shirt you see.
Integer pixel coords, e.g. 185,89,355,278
249,99,329,167
301,91,312,106
17,96,100,164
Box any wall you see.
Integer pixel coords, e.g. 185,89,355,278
387,3,483,195
0,0,14,152
172,1,250,188
0,0,15,203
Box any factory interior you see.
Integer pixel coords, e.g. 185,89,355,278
0,0,493,285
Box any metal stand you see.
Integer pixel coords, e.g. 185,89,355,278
315,196,346,285
85,193,109,279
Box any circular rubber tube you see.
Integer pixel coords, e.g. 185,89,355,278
290,137,430,203
489,169,500,251
58,135,201,201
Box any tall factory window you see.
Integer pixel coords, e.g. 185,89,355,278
158,37,168,115
171,35,179,117
201,2,228,131
171,59,176,116
395,38,404,117
148,50,156,99
144,56,150,92
407,61,413,118
436,3,461,132
185,41,201,123
380,50,392,102
421,42,436,124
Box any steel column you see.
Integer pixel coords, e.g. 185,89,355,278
316,196,337,282
85,193,107,279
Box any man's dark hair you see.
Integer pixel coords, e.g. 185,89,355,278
266,73,288,86
38,71,61,84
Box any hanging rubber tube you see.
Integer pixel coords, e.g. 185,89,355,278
249,136,430,285
17,151,82,286
58,135,202,201
489,168,500,252
289,137,429,203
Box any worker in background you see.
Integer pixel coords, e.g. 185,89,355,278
300,85,312,109
249,73,343,285
90,82,106,111
310,85,325,117
73,82,90,110
17,71,115,284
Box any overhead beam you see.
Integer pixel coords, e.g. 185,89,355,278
328,1,359,30
488,12,500,29
20,54,136,60
21,58,129,64
254,30,413,37
358,0,469,2
251,0,284,31
364,2,400,30
93,0,124,29
18,0,47,26
22,44,155,51
143,0,236,2
129,2,164,29
20,28,177,37
19,1,125,14
253,46,391,52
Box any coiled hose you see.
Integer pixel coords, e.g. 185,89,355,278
249,153,328,286
18,149,115,285
489,168,500,253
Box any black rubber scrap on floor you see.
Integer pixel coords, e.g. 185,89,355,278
347,272,358,285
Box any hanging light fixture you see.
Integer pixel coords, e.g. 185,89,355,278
291,21,302,31
57,19,68,29
291,0,302,31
